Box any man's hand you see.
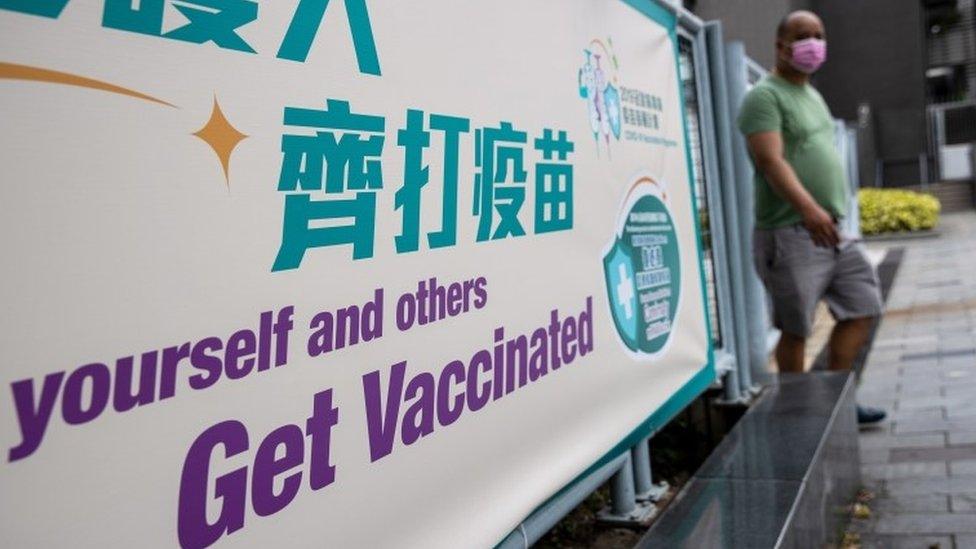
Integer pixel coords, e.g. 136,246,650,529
800,203,839,247
746,131,838,247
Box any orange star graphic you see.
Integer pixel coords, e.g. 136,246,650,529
193,97,247,187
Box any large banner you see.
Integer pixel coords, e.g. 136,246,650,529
0,1,714,547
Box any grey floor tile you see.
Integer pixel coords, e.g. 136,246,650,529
951,460,976,476
890,445,976,464
894,418,976,435
886,476,976,496
861,462,947,480
952,432,976,445
951,494,976,512
898,387,944,400
860,433,946,450
897,396,962,411
874,512,976,534
871,494,950,513
858,534,951,549
861,447,891,464
890,408,946,423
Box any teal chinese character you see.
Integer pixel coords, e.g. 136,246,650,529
534,129,575,234
164,0,258,53
101,0,163,36
394,109,470,253
0,0,257,51
273,99,385,271
0,0,70,18
278,0,380,75
473,122,527,242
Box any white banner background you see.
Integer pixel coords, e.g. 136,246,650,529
0,1,713,547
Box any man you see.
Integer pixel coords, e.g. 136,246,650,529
738,10,885,424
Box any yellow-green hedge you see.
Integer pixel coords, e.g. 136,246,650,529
859,188,941,235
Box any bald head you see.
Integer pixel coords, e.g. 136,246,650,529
776,10,824,41
774,9,826,77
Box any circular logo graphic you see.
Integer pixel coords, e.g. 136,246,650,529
602,176,681,358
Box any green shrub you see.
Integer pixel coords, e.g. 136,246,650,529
858,188,941,235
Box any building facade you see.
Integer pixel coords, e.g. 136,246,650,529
689,0,976,193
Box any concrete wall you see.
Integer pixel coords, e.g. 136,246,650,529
813,0,927,157
813,0,927,185
928,0,976,103
691,0,929,186
689,0,811,69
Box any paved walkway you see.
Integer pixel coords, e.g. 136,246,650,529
851,212,976,549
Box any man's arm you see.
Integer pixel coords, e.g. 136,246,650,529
746,130,839,247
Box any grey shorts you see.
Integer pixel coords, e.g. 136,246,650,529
753,225,883,338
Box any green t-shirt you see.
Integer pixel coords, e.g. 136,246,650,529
737,75,848,229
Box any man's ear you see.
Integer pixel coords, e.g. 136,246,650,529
776,39,790,58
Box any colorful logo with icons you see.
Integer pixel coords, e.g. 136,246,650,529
578,38,622,157
603,175,681,359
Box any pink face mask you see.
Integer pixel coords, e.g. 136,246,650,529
789,38,827,74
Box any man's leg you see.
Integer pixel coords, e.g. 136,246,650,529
775,331,806,373
827,316,874,371
754,227,826,374
825,242,886,423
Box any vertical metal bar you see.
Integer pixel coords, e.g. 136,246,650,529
632,438,653,496
610,453,637,516
970,144,976,208
706,24,767,393
723,368,741,402
723,40,770,391
934,108,946,182
687,24,740,396
704,23,749,400
920,152,930,189
847,128,862,238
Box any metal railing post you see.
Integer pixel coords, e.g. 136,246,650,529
723,40,772,392
597,446,659,526
632,441,652,497
691,21,742,404
704,23,750,402
920,152,930,189
611,453,637,516
632,438,670,502
705,26,767,395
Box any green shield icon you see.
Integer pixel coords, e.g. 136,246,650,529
604,240,640,352
603,190,681,356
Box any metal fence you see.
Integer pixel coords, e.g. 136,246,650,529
930,100,976,181
497,1,863,544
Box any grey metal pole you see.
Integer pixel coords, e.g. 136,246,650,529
705,23,756,398
970,143,976,208
847,128,863,238
724,40,771,391
920,152,930,189
632,439,653,497
610,453,637,516
597,447,659,525
693,21,742,404
723,367,741,403
632,438,670,503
